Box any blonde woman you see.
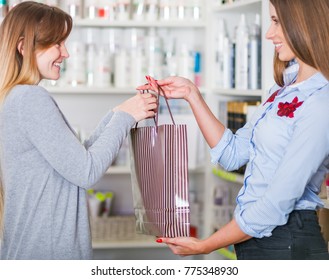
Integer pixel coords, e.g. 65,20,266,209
140,0,329,259
0,1,157,259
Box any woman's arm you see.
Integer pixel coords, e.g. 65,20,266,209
139,76,225,148
159,218,251,256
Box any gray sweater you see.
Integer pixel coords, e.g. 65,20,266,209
0,85,135,259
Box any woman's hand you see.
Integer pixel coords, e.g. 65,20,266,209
137,76,201,103
157,237,208,256
113,92,157,122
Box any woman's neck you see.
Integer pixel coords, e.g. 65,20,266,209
295,60,318,83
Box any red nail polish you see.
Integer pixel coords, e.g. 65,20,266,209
156,239,162,243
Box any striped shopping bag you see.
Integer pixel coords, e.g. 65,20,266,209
129,87,190,237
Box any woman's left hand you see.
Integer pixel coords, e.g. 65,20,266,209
157,237,207,256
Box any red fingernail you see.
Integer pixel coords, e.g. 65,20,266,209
156,239,162,243
145,75,150,80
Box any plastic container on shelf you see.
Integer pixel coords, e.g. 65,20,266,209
65,0,82,18
116,0,131,21
132,0,146,21
84,0,98,19
235,13,249,90
249,13,261,90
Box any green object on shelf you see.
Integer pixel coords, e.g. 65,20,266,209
217,248,237,260
212,167,237,182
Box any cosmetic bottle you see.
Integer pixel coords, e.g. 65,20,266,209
177,0,184,20
216,18,226,87
235,13,249,89
65,0,82,18
249,13,261,90
194,51,202,87
66,39,86,86
84,0,98,19
103,192,114,217
163,33,177,77
132,0,145,21
145,28,163,79
98,0,116,20
114,48,128,88
146,0,159,21
177,43,194,81
129,28,146,86
185,0,202,20
116,0,130,21
95,45,112,87
159,0,170,21
222,36,233,88
85,29,97,87
169,0,178,20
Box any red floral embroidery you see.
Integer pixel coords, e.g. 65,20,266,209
263,89,279,105
277,96,303,118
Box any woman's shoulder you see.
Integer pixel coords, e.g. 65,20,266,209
299,82,329,121
10,84,49,97
7,85,51,105
5,85,53,113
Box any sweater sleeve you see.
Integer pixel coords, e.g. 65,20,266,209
83,111,114,149
18,86,135,188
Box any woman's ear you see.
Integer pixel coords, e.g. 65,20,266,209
17,38,24,55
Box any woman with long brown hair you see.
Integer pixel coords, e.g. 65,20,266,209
139,0,329,259
0,1,157,259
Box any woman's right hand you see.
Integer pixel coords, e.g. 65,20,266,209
137,76,201,103
113,92,157,122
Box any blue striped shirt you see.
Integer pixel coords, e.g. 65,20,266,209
210,63,329,238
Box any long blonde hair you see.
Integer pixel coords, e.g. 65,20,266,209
0,1,72,237
270,0,329,86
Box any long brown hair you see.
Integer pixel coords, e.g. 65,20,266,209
270,0,329,86
0,1,72,237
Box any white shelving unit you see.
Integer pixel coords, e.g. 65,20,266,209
74,18,206,28
201,0,273,260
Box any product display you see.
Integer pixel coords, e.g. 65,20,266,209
129,87,190,237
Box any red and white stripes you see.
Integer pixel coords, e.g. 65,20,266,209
129,124,190,237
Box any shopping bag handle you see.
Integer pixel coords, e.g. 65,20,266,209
155,83,175,126
135,84,175,129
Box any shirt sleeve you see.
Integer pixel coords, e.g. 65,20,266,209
18,87,135,188
210,122,253,171
235,94,329,238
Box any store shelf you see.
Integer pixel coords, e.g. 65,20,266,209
92,239,165,249
106,166,131,174
321,199,329,210
214,0,261,12
212,167,244,184
47,86,136,95
74,18,206,28
48,86,209,96
213,88,263,98
216,247,237,260
106,165,205,175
